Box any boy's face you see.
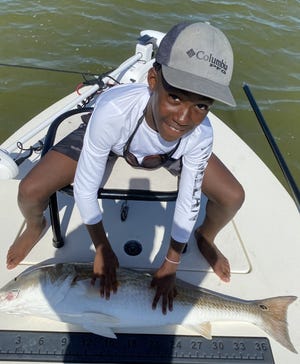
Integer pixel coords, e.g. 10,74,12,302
147,67,214,142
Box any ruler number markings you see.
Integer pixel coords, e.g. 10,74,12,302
0,331,275,363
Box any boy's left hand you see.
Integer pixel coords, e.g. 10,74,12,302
151,266,178,314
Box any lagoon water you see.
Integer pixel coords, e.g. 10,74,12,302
0,0,299,189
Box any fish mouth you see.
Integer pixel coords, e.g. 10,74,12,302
0,289,20,302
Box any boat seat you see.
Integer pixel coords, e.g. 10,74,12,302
42,107,179,248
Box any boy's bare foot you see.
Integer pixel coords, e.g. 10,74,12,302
6,217,47,270
194,229,231,282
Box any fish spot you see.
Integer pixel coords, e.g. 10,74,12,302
259,304,269,311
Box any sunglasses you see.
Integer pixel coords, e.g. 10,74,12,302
123,114,181,169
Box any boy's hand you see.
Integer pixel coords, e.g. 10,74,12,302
151,238,185,314
92,244,119,299
151,264,178,314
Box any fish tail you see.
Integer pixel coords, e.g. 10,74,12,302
256,295,297,353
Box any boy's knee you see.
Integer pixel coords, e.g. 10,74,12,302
205,179,245,213
18,177,45,203
210,181,245,212
228,182,245,211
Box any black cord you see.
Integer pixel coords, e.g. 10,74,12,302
16,141,43,153
0,62,97,76
14,141,44,166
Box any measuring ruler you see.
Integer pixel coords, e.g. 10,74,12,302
0,330,274,363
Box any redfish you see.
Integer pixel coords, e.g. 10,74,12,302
0,263,297,353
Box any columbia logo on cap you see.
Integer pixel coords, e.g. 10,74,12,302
186,48,228,74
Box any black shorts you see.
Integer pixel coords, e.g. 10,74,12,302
52,123,86,162
52,123,182,176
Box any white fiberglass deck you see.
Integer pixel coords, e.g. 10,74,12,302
0,108,299,364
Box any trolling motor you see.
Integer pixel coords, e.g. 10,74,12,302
0,149,19,179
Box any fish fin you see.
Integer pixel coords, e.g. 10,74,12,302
82,312,120,324
183,322,212,339
81,312,119,338
255,295,298,353
82,322,117,339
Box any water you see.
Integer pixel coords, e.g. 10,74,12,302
0,0,299,190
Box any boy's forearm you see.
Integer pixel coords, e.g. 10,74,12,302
165,237,186,264
86,220,110,250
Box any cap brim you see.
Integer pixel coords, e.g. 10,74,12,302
162,65,236,107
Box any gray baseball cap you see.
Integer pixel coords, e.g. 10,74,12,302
156,22,236,107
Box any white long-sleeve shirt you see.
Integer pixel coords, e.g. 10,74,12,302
74,83,213,243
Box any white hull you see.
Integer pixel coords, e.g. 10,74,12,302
0,30,299,363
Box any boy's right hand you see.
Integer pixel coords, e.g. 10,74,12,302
91,244,119,299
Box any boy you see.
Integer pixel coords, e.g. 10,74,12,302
7,22,244,314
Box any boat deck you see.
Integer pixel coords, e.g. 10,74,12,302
0,108,299,363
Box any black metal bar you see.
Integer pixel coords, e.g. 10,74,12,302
49,192,64,248
61,185,178,202
41,107,94,248
243,83,300,212
41,107,94,157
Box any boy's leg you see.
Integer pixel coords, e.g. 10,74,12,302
196,153,245,282
6,150,77,269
